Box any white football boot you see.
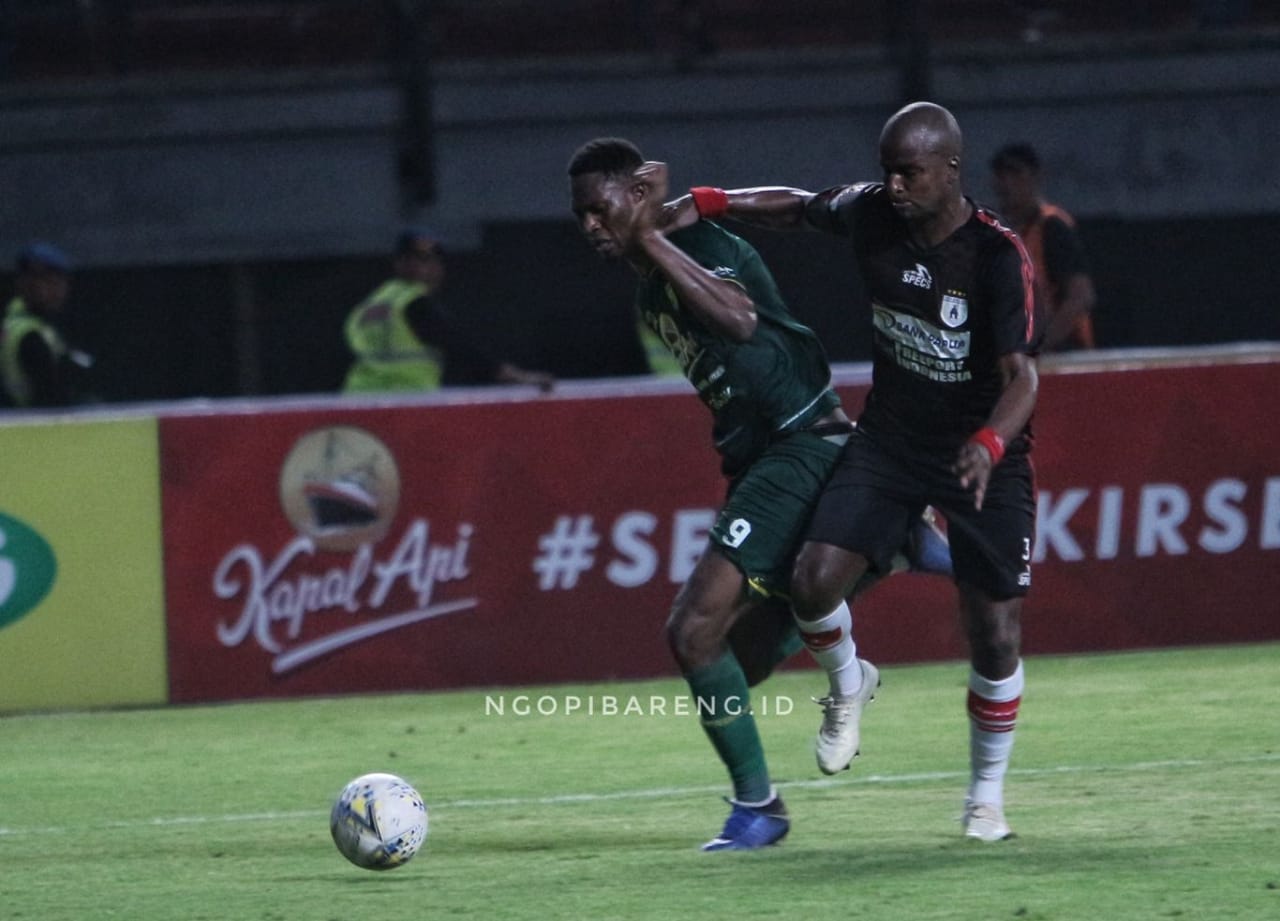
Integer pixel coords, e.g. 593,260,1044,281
962,800,1014,842
813,658,880,775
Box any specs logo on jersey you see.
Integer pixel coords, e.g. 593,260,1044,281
941,292,969,329
902,263,932,289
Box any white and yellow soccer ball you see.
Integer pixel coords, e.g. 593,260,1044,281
329,772,429,870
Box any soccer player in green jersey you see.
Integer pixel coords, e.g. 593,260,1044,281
568,138,950,850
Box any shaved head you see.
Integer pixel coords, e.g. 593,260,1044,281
876,101,969,242
880,101,963,162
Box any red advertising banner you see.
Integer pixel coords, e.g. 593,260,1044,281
1025,358,1280,652
161,384,731,703
160,356,1280,704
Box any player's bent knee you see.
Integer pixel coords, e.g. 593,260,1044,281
790,547,859,621
664,604,723,670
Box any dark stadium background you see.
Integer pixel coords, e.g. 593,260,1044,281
2,0,1277,401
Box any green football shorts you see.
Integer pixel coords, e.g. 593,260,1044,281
709,429,845,599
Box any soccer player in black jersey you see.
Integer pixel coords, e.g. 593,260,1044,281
568,137,952,851
670,102,1040,842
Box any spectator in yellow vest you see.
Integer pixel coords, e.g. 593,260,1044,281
990,142,1098,352
1,242,94,408
342,228,553,393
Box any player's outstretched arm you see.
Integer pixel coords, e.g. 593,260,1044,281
689,186,817,230
660,193,701,232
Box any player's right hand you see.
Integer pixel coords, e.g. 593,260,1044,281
952,443,993,510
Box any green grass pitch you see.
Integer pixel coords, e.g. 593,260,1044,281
2,643,1277,920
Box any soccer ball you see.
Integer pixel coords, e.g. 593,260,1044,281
329,772,429,870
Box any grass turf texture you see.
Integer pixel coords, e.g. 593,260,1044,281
2,643,1277,920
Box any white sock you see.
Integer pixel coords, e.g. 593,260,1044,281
967,660,1024,807
795,601,862,698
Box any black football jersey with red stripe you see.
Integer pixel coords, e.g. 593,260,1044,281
806,183,1040,454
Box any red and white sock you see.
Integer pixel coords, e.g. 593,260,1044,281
796,601,862,699
967,660,1024,807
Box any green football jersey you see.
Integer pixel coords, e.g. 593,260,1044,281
635,221,840,474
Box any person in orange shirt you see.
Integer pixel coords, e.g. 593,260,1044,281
990,143,1098,351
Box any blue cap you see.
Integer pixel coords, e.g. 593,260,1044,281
16,241,73,274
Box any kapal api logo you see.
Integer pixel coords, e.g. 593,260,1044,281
212,426,477,674
278,427,401,553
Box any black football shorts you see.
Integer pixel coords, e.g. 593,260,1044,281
806,428,1036,599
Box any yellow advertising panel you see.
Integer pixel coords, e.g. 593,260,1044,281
0,415,166,712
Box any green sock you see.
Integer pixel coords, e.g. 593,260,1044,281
684,651,772,804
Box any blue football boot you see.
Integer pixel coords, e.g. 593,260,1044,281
905,506,953,577
701,792,790,852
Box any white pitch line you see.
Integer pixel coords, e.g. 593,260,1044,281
439,752,1280,808
1,753,1276,838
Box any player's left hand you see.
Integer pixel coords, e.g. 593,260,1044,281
952,443,994,510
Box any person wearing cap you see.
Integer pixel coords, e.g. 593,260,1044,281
990,142,1098,352
341,227,554,393
1,242,92,408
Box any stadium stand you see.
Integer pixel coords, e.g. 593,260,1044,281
2,1,1276,81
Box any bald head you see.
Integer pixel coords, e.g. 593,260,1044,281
876,101,969,238
880,101,963,162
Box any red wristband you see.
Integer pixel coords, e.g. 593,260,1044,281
969,427,1006,465
690,186,729,219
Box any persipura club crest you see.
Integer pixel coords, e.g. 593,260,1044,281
941,292,969,328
